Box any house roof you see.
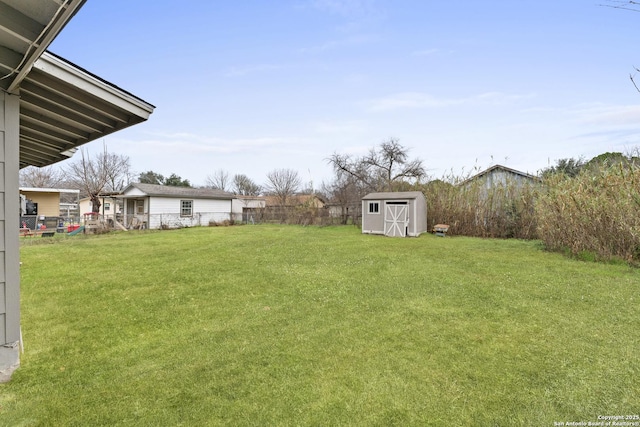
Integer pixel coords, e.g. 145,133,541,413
362,191,425,200
20,187,79,194
234,195,266,201
122,183,235,200
460,164,538,185
263,193,326,207
0,0,155,168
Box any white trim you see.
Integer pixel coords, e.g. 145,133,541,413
33,52,154,118
367,200,380,214
20,187,79,194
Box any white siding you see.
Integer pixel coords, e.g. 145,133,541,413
78,198,91,215
147,197,232,229
123,187,147,196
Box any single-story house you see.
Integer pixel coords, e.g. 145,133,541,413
1,0,154,381
460,164,538,190
118,183,238,229
233,195,266,223
79,194,122,218
361,191,427,237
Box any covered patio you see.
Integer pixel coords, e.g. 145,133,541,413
0,0,154,381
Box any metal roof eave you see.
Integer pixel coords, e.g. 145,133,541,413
1,0,154,169
19,52,155,168
34,52,155,119
5,0,86,94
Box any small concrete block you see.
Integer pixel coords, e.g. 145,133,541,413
0,342,20,383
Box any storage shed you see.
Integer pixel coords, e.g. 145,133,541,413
361,191,427,237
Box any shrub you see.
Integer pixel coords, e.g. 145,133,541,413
424,175,538,239
535,163,640,263
209,219,236,227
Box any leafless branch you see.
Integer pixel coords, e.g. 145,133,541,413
327,138,426,193
64,143,131,212
205,169,230,191
265,168,301,205
232,174,261,196
600,0,640,12
631,66,640,93
19,165,64,187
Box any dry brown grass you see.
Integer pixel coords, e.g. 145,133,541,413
424,175,538,239
421,162,640,264
535,164,640,263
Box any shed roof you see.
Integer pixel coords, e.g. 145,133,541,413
362,191,425,200
122,183,235,200
0,0,155,168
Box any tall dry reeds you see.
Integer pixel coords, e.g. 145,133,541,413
424,173,538,239
421,160,640,264
535,164,640,263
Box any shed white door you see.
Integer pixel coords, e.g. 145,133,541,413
384,203,409,237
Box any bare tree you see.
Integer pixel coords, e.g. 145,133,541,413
232,174,261,196
326,152,379,192
327,138,426,193
322,173,362,224
64,145,131,213
366,138,426,189
104,151,133,192
264,168,301,206
205,169,230,191
19,165,64,188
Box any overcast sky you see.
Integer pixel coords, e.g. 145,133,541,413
48,0,640,188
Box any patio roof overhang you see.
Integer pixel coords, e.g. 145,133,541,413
0,0,155,168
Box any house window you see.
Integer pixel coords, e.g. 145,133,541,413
368,201,380,214
181,200,193,217
104,202,111,211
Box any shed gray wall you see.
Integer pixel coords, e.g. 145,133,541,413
412,195,428,236
362,198,385,234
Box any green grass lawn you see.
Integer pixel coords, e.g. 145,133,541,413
3,225,640,426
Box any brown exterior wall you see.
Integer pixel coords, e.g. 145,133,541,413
20,191,60,217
